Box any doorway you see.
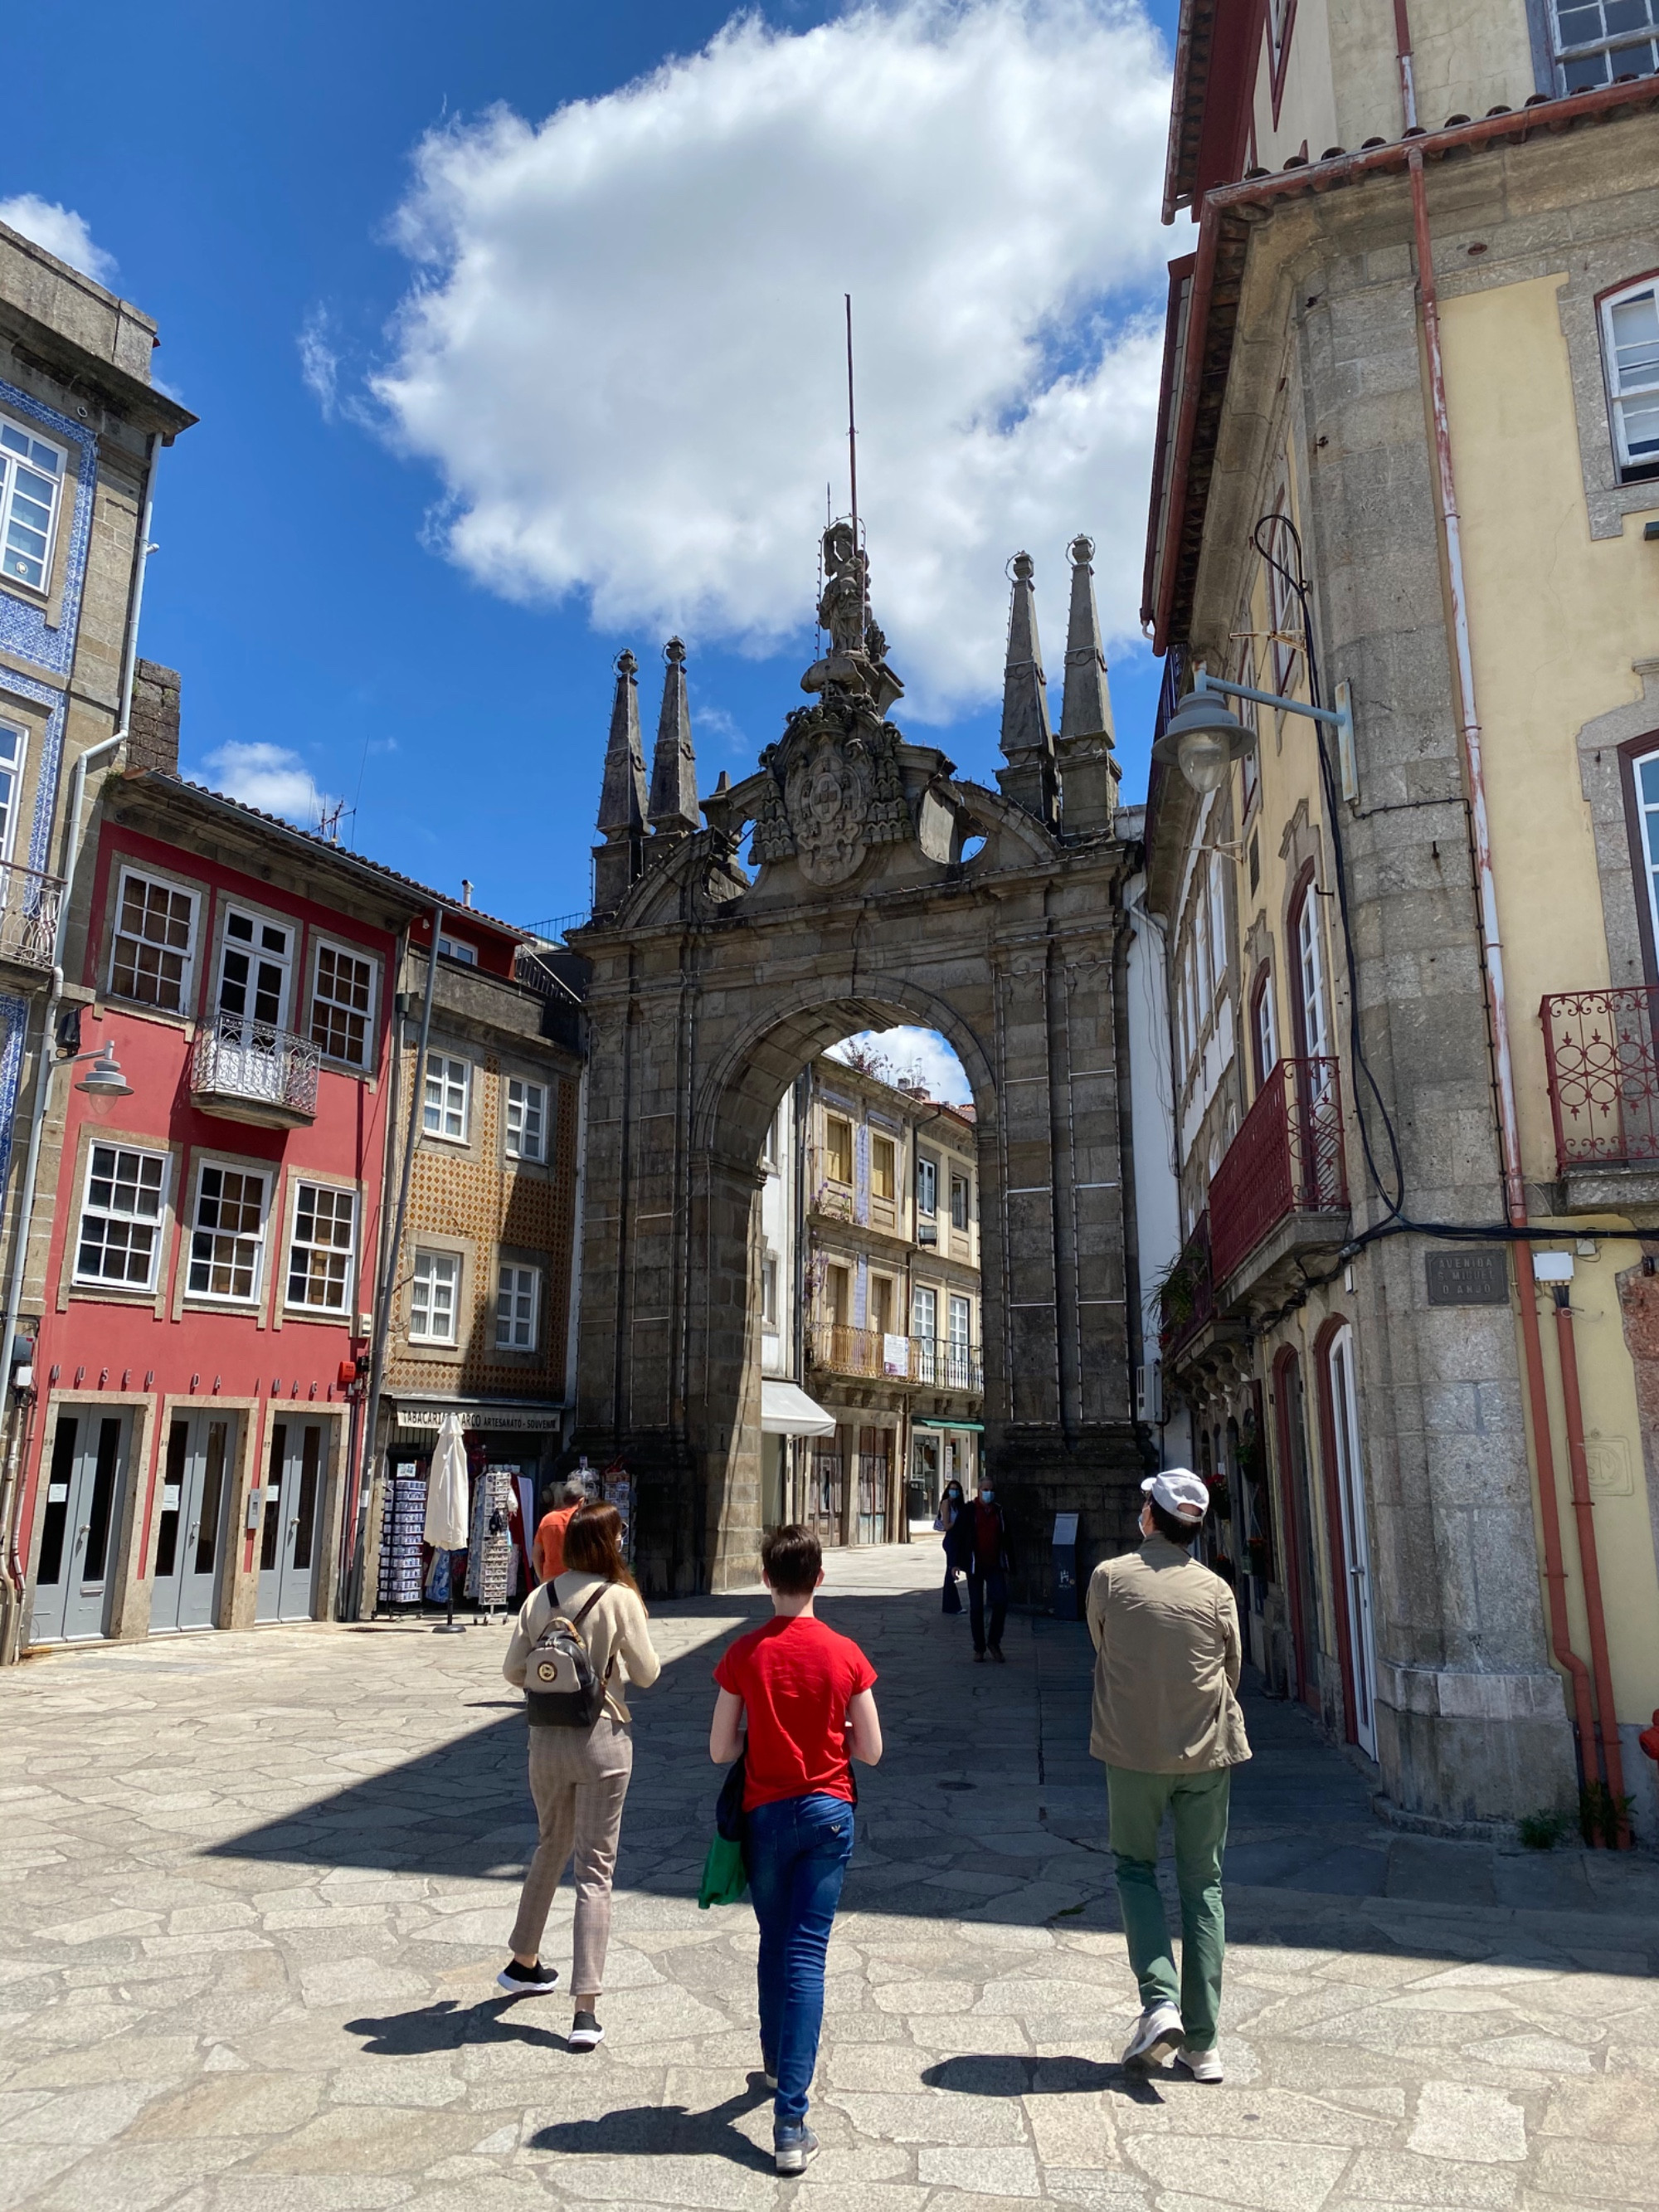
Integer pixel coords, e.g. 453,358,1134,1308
1325,1325,1379,1758
256,1418,328,1622
1271,1349,1321,1710
152,1413,236,1632
855,1425,888,1546
30,1409,129,1643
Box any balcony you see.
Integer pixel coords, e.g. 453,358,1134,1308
192,1014,319,1128
809,1323,983,1394
1542,987,1659,1215
0,862,63,972
1209,1056,1348,1298
1159,1211,1216,1363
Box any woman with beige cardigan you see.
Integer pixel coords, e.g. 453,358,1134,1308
499,1503,660,2049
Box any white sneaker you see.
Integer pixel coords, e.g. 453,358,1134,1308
1175,2047,1223,2083
1121,2002,1184,2068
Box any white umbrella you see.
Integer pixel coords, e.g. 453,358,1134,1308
424,1412,470,1631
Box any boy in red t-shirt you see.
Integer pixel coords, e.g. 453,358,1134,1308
710,1524,882,2177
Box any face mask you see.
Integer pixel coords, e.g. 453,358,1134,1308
981,1487,995,1502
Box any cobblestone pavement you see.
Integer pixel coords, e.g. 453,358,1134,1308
3,1540,1658,2212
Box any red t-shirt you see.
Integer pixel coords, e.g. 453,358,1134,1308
534,1507,577,1579
713,1614,877,1812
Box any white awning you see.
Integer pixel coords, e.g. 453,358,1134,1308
761,1380,837,1437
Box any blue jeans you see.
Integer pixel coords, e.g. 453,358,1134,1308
746,1791,855,2127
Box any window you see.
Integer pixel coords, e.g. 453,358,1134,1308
1554,1,1659,91
1253,968,1278,1089
912,1284,938,1379
1267,0,1292,67
216,909,292,1032
1209,855,1228,987
824,1113,853,1185
424,1055,470,1143
505,1077,545,1162
1600,277,1659,478
951,1174,970,1232
761,1253,779,1329
869,1274,893,1335
1194,909,1211,1022
0,722,26,862
826,1264,850,1326
187,1163,267,1301
871,1133,896,1203
1294,885,1330,1060
495,1263,540,1350
1237,644,1260,817
1267,502,1300,693
310,943,376,1067
916,1154,937,1218
109,870,197,1013
75,1143,168,1289
0,417,66,593
438,933,477,965
410,1249,459,1344
286,1183,356,1312
947,1293,971,1385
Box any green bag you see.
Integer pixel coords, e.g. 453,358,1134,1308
698,1832,749,1908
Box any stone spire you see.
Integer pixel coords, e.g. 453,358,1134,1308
1054,534,1119,834
592,650,649,914
996,552,1058,826
648,637,700,840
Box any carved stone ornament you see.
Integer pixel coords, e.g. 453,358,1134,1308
770,701,912,886
751,771,795,864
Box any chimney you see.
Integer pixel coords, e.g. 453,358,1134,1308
126,660,181,776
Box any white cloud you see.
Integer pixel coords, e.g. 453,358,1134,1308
830,1026,973,1106
298,307,340,421
373,0,1170,719
197,742,336,829
0,195,117,286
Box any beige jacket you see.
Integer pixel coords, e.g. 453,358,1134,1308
503,1571,661,1725
1086,1537,1251,1774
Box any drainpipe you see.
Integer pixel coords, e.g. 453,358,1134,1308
1550,1284,1632,1841
1398,19,1610,1820
0,441,160,1651
562,1060,589,1450
345,909,443,1615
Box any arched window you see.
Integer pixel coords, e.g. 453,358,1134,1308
1599,274,1659,481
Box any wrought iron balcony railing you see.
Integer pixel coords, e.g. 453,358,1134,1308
0,861,63,971
192,1013,320,1126
1541,987,1659,1173
1210,1057,1347,1286
1159,1210,1215,1362
809,1323,982,1392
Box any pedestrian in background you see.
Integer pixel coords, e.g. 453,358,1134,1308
1086,1469,1250,2084
933,1477,966,1614
499,1503,660,2051
708,1524,882,2176
949,1476,1011,1661
533,1475,588,1582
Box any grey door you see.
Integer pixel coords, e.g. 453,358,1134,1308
31,1411,128,1643
255,1419,326,1621
151,1413,235,1632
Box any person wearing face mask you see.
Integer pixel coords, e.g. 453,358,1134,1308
947,1476,1011,1662
932,1478,966,1615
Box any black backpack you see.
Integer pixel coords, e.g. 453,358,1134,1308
523,1587,610,1728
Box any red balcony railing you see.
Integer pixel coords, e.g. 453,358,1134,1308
1541,988,1659,1174
1210,1057,1347,1284
1159,1211,1214,1362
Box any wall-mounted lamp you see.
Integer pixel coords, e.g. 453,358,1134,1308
72,1041,133,1097
1152,670,1355,798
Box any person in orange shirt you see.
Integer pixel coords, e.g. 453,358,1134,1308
533,1478,588,1582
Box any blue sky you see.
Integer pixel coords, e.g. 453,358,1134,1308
9,1,1182,935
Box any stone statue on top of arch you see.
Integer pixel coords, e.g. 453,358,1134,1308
801,521,904,719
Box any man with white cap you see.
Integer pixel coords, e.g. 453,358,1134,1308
1085,1469,1250,2083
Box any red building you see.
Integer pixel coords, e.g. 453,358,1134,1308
15,768,432,1643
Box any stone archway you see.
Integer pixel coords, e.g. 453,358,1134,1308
572,528,1151,1593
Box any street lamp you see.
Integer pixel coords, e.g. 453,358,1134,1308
71,1041,132,1097
1152,670,1355,798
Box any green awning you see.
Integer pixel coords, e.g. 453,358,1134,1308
912,1417,985,1432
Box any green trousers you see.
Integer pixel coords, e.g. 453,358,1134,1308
1105,1764,1232,2052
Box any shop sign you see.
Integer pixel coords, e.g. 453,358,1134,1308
393,1402,562,1432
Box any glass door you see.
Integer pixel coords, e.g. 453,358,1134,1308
152,1414,235,1632
256,1419,328,1622
30,1411,127,1643
855,1425,888,1546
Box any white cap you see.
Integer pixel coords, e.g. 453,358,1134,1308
1142,1469,1209,1523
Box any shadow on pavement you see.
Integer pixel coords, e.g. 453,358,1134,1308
922,2054,1167,2104
344,1995,568,2055
526,2076,776,2168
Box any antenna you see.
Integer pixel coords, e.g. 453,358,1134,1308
844,293,859,553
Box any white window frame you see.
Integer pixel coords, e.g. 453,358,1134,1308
424,1054,471,1144
1296,887,1330,1061
1552,2,1659,92
916,1153,938,1220
912,1283,938,1338
437,933,477,965
1255,969,1278,1089
410,1248,460,1345
0,413,67,597
761,1252,780,1331
504,1075,546,1162
495,1262,541,1352
1632,748,1659,952
215,904,294,1033
74,1141,170,1291
1209,854,1228,987
950,1172,970,1232
0,719,27,868
285,1181,358,1314
309,938,379,1069
108,866,199,1016
1599,275,1659,477
186,1157,270,1303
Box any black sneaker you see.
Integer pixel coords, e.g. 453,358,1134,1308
973,1649,987,1663
990,1645,1006,1663
496,1958,560,1995
775,2124,819,2175
567,2009,605,2051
